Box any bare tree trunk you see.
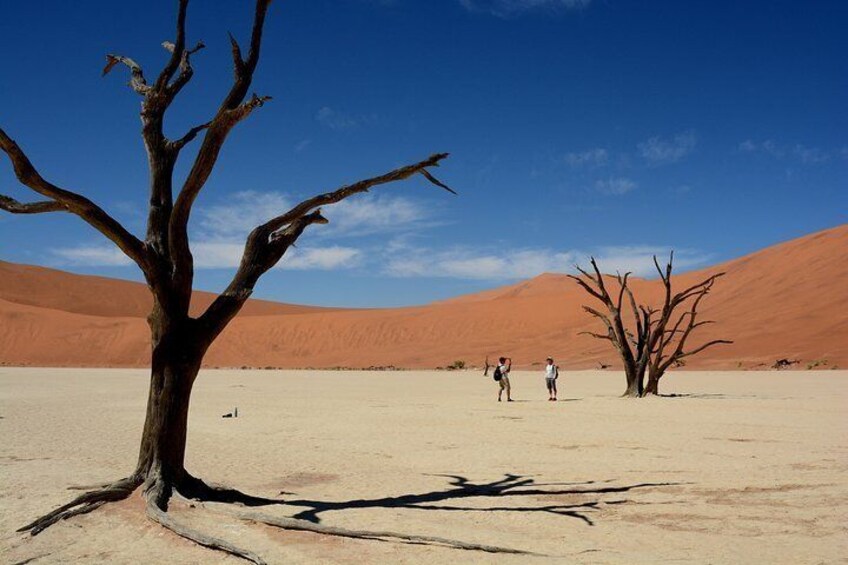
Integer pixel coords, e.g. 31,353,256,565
134,312,206,506
623,365,643,397
644,372,660,396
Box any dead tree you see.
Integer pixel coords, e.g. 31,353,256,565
568,254,732,397
0,2,533,562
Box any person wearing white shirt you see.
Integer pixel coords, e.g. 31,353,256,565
544,357,558,401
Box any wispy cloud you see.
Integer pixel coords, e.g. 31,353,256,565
197,190,432,240
594,176,637,195
52,245,133,266
197,190,291,239
316,106,361,130
192,242,361,270
385,243,710,280
294,139,312,153
638,131,697,164
563,147,608,168
321,194,433,237
52,242,362,271
459,0,591,17
792,144,830,164
738,139,783,157
738,139,832,163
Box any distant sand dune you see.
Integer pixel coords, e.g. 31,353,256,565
1,224,846,369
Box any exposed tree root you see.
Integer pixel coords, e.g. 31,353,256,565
66,482,112,491
179,473,285,507
146,499,266,565
17,476,139,536
238,511,537,555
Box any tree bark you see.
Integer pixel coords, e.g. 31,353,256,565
134,314,207,507
644,373,660,396
623,365,643,397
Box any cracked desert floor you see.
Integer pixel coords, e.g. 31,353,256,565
2,368,846,564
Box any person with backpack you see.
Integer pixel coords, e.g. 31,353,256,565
494,356,513,402
545,357,559,401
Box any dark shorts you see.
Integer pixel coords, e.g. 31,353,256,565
546,378,557,392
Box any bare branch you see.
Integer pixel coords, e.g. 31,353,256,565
167,1,274,294
167,41,206,100
0,128,147,268
420,169,458,195
102,55,150,95
0,194,66,214
588,257,610,301
198,210,328,339
228,32,244,75
566,273,604,302
154,0,190,91
220,0,273,112
170,121,212,151
259,153,450,234
579,331,615,342
678,339,733,359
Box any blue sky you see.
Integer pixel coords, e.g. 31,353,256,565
1,0,846,307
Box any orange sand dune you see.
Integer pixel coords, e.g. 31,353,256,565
1,225,846,369
0,261,331,318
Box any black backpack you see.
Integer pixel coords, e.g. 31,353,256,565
493,366,502,381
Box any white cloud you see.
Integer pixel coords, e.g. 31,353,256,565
459,0,591,17
316,106,360,130
52,246,133,266
322,194,431,236
197,190,430,240
738,139,758,153
283,246,362,271
594,176,637,195
385,244,710,280
190,241,246,269
738,139,783,157
197,190,291,239
638,131,696,164
564,147,608,167
192,242,361,270
738,139,833,163
792,144,829,164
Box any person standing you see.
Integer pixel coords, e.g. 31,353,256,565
545,357,558,401
496,356,513,402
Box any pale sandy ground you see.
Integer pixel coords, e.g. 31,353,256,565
1,368,846,564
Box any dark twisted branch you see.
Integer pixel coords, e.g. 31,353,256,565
167,0,274,302
155,0,190,91
102,55,150,94
0,128,147,268
165,41,206,101
0,194,66,214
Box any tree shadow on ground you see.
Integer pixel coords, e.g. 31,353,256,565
658,393,730,399
183,474,683,557
281,474,678,526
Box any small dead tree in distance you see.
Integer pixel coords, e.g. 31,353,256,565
568,253,732,397
0,2,543,562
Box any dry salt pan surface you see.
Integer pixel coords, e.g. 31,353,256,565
1,368,846,564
